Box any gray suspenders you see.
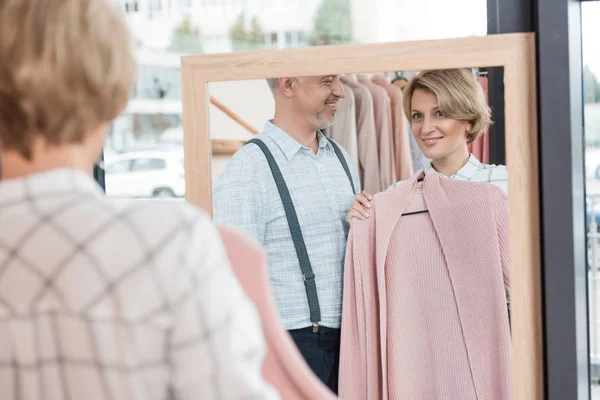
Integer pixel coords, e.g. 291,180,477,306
245,138,356,332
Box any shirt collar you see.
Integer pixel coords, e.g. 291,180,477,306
263,120,331,162
0,168,103,203
427,154,482,181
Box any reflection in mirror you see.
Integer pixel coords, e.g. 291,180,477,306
210,68,509,399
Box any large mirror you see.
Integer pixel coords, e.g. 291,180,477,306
181,33,540,400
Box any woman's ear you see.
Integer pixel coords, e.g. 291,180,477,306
466,120,475,133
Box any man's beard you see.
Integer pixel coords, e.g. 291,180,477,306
314,109,336,130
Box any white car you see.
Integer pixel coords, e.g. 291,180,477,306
588,148,600,180
104,150,185,198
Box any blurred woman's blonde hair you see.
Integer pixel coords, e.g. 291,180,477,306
402,68,492,144
0,0,137,159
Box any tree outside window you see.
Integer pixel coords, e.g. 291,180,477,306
229,11,265,52
309,0,353,46
169,15,203,53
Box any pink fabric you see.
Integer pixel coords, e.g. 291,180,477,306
468,135,484,160
324,82,359,167
371,75,414,180
218,226,337,400
339,170,511,400
483,127,490,164
386,182,478,398
357,74,397,189
341,74,381,193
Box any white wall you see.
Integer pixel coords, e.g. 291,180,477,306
208,79,275,188
351,0,486,44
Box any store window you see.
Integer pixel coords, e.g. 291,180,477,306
104,0,488,199
583,1,600,398
124,0,140,13
132,158,167,171
106,160,132,174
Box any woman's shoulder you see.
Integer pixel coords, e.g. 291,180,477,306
479,163,508,177
476,162,508,195
474,161,508,179
479,162,507,171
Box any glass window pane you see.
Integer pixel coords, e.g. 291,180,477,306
105,0,488,200
583,2,600,398
106,160,131,174
132,158,167,171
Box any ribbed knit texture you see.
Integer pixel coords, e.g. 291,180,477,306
339,170,511,400
387,183,477,399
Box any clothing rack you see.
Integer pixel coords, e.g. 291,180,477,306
328,73,419,194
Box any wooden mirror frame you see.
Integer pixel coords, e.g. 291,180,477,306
180,32,541,400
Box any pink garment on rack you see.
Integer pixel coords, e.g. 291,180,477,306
468,76,490,163
324,82,359,167
218,226,337,400
341,74,381,193
371,75,414,180
357,75,397,189
339,170,511,400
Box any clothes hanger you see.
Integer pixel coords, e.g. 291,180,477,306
401,176,429,216
391,71,407,82
391,71,408,90
472,67,488,78
402,209,429,216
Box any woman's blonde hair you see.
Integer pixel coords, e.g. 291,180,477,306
0,0,137,159
402,68,492,144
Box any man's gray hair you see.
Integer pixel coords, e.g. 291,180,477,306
265,77,304,93
266,78,279,92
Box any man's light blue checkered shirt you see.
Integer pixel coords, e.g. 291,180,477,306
213,121,361,330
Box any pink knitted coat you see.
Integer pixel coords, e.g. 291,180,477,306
339,170,511,400
217,226,337,400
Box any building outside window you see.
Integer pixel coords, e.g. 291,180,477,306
124,0,140,13
105,0,488,199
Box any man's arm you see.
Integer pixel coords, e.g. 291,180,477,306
213,150,267,244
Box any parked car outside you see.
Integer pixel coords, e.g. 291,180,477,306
587,147,600,180
104,149,185,198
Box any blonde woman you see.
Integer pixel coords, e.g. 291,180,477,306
0,0,278,399
346,68,507,223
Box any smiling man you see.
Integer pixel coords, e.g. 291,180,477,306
213,75,361,394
